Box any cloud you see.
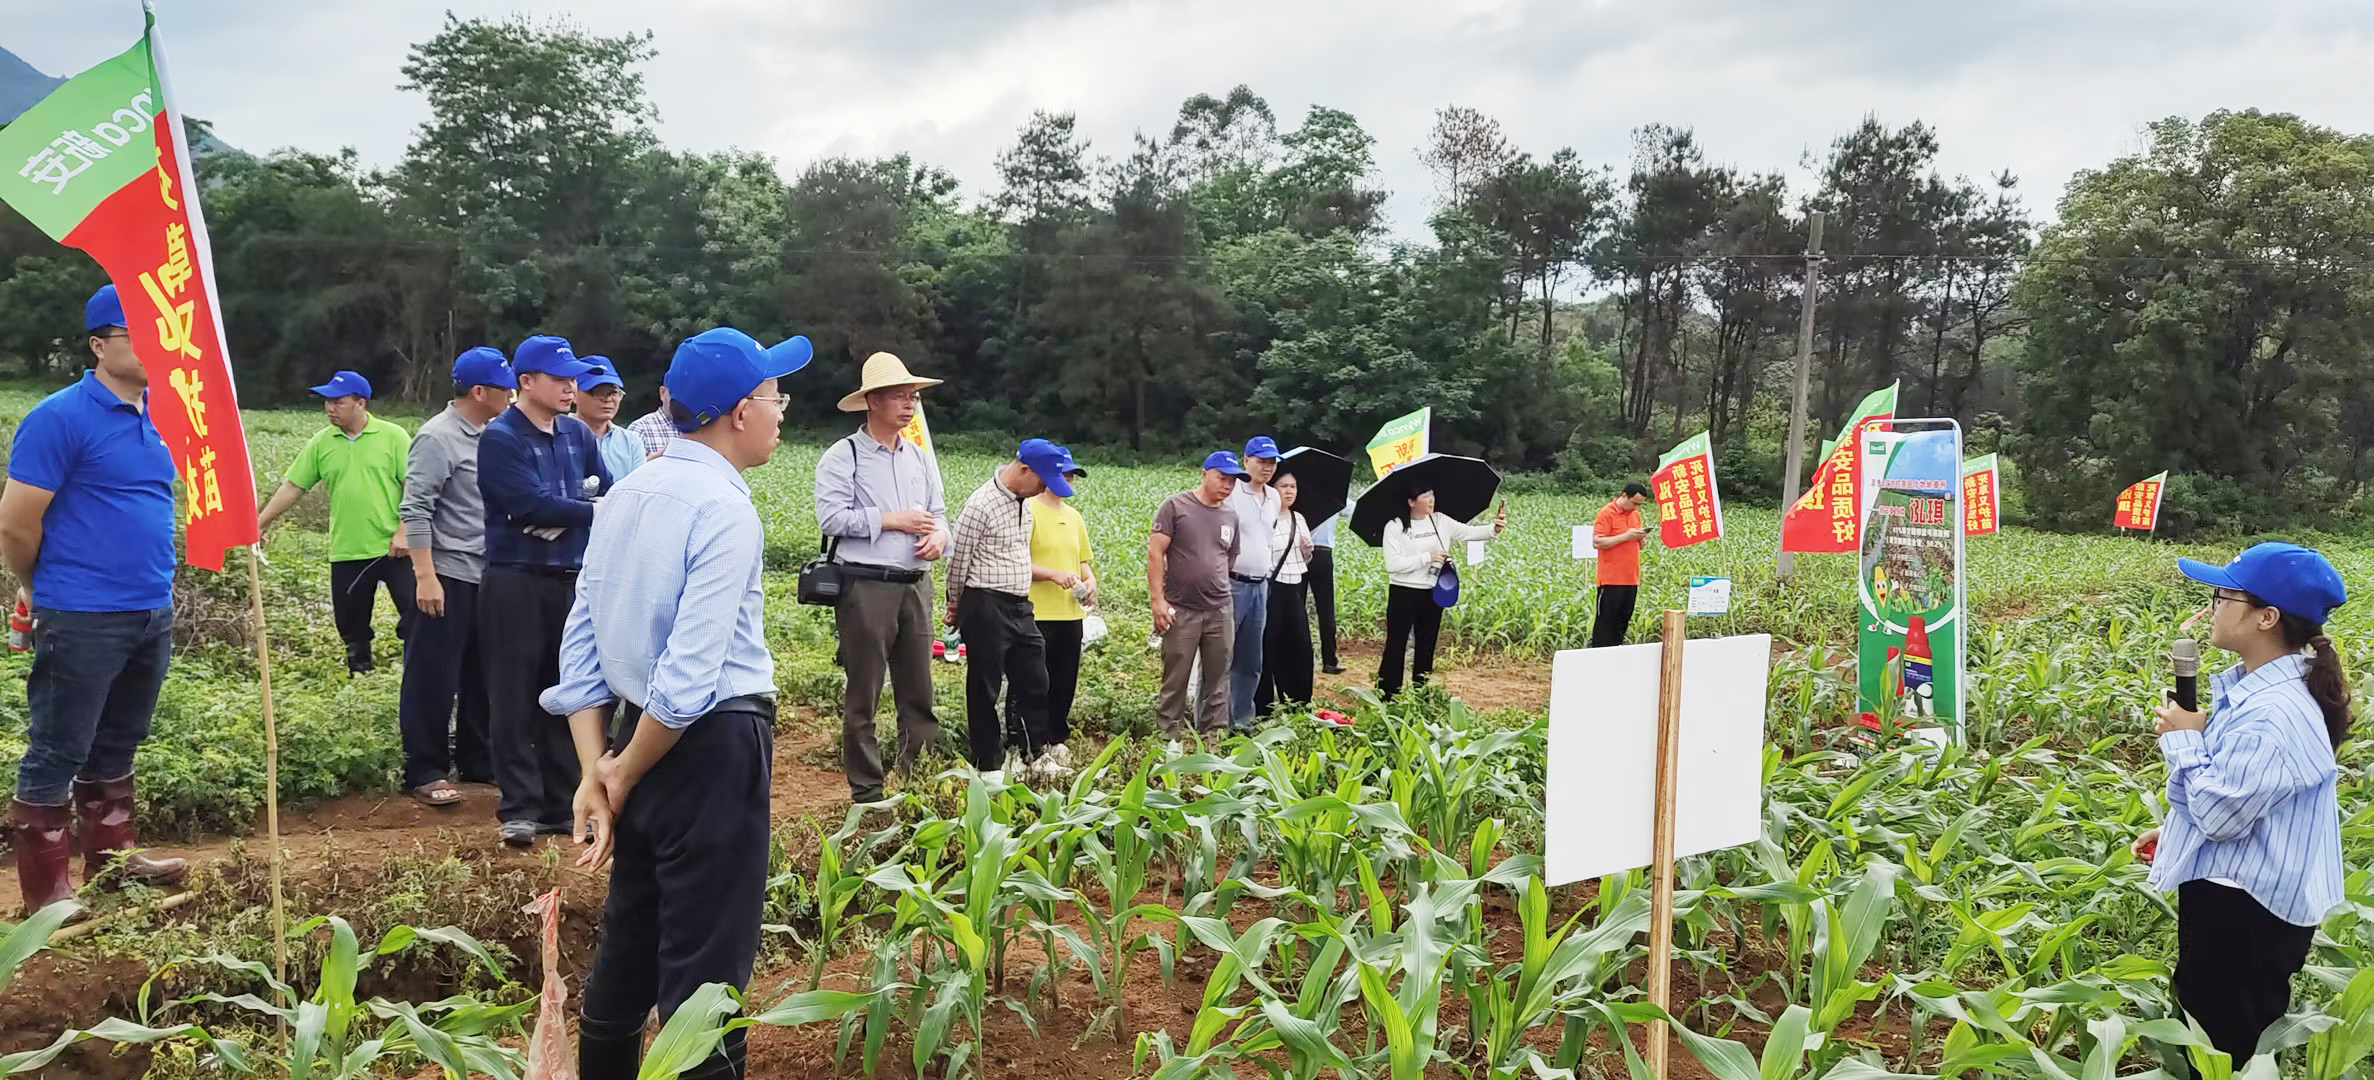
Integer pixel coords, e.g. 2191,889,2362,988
10,0,2374,241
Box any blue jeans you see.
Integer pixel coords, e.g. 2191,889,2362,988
1228,579,1267,730
17,607,172,805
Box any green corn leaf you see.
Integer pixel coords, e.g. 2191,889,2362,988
635,982,742,1080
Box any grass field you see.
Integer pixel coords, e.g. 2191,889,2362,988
0,387,2367,1079
0,388,2286,830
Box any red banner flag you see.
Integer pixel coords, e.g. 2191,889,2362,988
2114,471,2167,532
1961,454,1999,536
1651,432,1723,549
1781,384,1897,554
0,10,257,572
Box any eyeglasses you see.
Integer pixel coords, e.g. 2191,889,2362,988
90,330,127,342
748,394,791,411
2211,590,2256,611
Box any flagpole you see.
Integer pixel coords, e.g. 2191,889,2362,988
243,547,287,988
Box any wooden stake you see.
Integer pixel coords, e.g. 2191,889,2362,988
244,547,288,988
1647,609,1687,1080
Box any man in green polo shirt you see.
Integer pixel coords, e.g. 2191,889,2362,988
257,370,418,675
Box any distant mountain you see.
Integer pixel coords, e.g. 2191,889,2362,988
0,43,245,165
0,45,66,124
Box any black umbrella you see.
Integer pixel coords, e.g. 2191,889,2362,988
1274,446,1353,530
1350,453,1502,546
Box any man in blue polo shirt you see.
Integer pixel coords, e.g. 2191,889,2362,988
478,334,611,847
0,285,187,914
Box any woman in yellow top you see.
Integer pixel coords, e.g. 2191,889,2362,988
1023,448,1095,782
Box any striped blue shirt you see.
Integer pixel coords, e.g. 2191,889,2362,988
539,439,773,729
2149,654,2344,926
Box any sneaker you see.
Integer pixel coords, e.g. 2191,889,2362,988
1045,743,1073,769
1033,751,1074,782
499,820,538,848
1164,739,1183,757
981,770,1006,787
1321,664,1345,675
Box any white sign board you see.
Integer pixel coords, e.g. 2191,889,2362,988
1544,634,1770,885
1688,576,1731,616
1571,526,1597,560
1466,540,1489,566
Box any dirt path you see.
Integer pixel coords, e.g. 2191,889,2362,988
0,708,858,909
0,653,1554,905
1317,640,1552,713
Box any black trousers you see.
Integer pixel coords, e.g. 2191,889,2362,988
1034,619,1082,749
1255,579,1313,714
2174,880,2313,1066
1378,585,1442,699
958,590,1049,770
329,556,417,672
580,703,774,1080
1309,547,1339,668
397,574,492,789
1591,584,1638,648
478,565,581,827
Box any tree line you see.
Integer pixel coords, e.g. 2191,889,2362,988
3,14,2372,534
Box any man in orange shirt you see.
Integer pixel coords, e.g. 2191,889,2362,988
1589,482,1652,647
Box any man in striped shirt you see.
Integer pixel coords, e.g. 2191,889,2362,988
626,385,678,461
943,439,1072,784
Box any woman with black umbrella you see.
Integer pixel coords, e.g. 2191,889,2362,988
1378,486,1506,698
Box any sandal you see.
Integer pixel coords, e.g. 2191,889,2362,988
410,781,463,808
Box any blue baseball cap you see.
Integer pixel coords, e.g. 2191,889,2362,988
1056,446,1087,477
308,370,372,399
664,327,813,431
2179,542,2348,626
1202,451,1249,479
1244,435,1281,460
513,335,595,378
1019,438,1075,498
451,346,517,389
578,360,623,394
85,284,124,334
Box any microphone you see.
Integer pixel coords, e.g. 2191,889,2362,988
2171,638,2200,712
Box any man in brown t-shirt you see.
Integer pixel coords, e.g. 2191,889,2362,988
1148,451,1246,741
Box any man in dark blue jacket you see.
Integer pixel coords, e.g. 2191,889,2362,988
477,335,608,847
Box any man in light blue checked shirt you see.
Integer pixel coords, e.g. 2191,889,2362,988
539,325,812,1080
2137,542,2349,1067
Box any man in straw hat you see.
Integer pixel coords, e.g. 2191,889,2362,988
815,352,949,804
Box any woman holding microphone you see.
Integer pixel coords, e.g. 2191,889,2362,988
2135,542,2348,1066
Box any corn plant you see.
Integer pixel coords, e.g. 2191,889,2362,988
144,915,526,1079
1453,880,1652,1078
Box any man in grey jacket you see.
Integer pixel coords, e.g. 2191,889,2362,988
393,348,514,808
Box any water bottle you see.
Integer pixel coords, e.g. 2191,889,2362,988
9,599,30,653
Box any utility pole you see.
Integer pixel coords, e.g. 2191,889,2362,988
1776,210,1824,581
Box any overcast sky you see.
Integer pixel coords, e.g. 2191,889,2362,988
11,0,2374,240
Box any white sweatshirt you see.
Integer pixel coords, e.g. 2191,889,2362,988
1382,514,1496,589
